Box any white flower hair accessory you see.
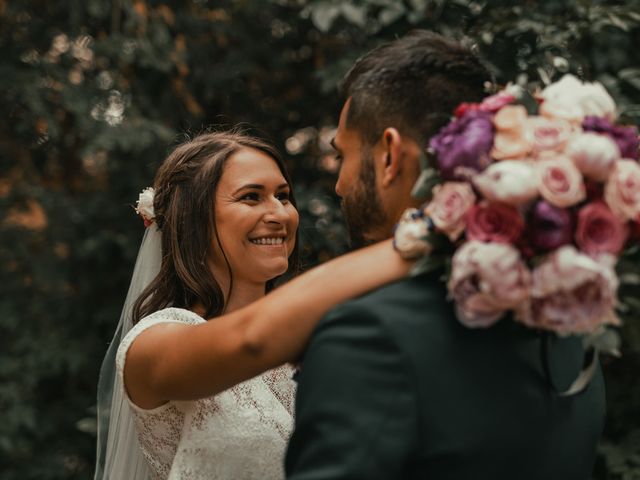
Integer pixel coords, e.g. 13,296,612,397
135,187,156,227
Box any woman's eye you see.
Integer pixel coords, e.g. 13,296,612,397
240,192,260,202
276,191,290,202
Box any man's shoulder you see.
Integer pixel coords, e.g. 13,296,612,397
360,269,448,304
315,270,454,341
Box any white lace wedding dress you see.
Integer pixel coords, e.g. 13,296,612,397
116,307,296,480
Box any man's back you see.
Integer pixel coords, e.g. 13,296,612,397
286,271,605,479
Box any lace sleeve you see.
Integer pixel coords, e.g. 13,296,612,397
115,308,205,408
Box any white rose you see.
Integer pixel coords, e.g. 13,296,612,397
578,82,617,119
135,187,156,222
539,74,617,123
472,160,539,206
393,209,431,259
566,132,620,181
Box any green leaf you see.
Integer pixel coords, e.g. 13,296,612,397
410,253,445,277
378,4,406,26
310,4,341,32
584,328,622,357
619,68,640,92
340,3,367,27
75,417,97,435
411,167,441,200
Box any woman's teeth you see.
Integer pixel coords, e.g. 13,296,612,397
250,237,284,245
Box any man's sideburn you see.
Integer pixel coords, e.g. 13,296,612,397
341,148,387,249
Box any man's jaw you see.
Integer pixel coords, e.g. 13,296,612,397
341,199,387,250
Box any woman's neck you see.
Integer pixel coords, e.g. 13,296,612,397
191,279,266,317
223,280,266,313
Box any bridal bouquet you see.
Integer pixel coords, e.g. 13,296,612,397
397,74,640,339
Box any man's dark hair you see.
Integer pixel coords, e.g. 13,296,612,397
341,30,493,146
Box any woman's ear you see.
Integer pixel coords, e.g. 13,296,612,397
379,127,403,188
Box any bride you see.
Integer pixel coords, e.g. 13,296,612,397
95,131,416,479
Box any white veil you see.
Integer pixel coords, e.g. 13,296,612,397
94,225,162,480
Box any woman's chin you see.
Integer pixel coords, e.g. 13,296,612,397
250,261,289,283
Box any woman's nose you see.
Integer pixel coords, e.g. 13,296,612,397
263,197,290,224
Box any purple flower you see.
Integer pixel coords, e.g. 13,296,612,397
529,201,574,252
583,116,639,160
430,111,494,180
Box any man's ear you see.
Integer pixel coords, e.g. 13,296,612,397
379,127,404,188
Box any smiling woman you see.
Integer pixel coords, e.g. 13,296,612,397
131,132,300,325
210,147,299,313
95,130,415,480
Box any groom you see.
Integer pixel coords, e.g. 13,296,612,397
285,31,605,479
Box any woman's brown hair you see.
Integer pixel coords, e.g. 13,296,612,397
132,130,299,324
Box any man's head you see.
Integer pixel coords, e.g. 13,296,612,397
333,30,492,248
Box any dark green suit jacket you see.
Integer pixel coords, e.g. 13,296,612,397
285,271,605,479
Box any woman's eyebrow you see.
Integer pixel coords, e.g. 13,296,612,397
232,183,289,195
233,184,264,195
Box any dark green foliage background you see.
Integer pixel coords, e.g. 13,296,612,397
1,0,639,478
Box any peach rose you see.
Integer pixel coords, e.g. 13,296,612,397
528,116,575,155
472,160,539,206
604,159,640,221
426,182,476,241
516,246,619,335
566,132,621,182
491,105,533,160
493,104,527,131
448,241,531,328
537,156,586,208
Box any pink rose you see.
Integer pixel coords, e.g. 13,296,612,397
426,182,476,241
537,156,586,208
516,246,619,335
472,160,539,206
491,105,533,160
566,132,620,182
527,116,574,155
576,201,629,255
466,201,524,244
479,90,516,113
604,159,640,221
448,241,531,328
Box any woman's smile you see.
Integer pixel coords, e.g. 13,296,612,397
249,235,286,246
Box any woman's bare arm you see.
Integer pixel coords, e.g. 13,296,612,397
125,239,412,408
